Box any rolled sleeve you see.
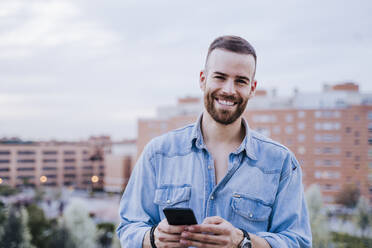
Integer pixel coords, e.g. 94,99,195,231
116,142,159,248
256,153,312,248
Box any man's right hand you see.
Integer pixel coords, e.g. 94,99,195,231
144,218,187,248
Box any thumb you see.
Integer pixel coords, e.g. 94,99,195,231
202,216,224,224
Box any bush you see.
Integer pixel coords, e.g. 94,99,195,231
332,232,372,248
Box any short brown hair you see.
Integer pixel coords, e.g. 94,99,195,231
205,35,257,72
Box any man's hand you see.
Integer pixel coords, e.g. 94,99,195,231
152,218,187,248
179,216,243,248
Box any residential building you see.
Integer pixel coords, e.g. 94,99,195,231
137,83,372,204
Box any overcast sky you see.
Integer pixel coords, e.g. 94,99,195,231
1,0,371,141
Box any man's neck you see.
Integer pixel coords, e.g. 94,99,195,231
201,111,245,146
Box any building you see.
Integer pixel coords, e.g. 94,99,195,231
0,137,107,190
104,139,136,193
137,83,372,204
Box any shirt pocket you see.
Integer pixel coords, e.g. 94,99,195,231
230,193,272,232
154,185,191,209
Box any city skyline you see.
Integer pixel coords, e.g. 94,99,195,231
1,0,371,140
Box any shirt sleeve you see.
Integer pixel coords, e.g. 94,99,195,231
256,153,312,248
116,142,159,248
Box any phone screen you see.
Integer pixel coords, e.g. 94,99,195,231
163,207,198,225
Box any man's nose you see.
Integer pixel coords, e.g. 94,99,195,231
221,79,235,95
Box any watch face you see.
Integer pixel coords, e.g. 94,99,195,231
241,238,252,248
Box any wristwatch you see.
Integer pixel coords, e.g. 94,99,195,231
239,229,252,248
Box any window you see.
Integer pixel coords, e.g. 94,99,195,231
297,134,306,142
17,167,35,171
64,166,76,170
298,111,306,118
285,126,293,134
64,174,76,178
43,167,57,171
346,127,352,133
315,160,340,167
43,151,58,155
346,151,352,157
0,168,10,172
297,122,305,130
297,146,306,155
83,165,93,170
45,174,57,178
17,159,35,163
0,151,10,155
17,175,35,179
315,111,341,118
252,115,277,123
285,114,293,122
314,134,341,142
273,126,281,134
368,149,372,159
17,150,35,155
64,159,75,163
315,147,340,155
314,122,340,130
368,111,372,120
64,151,76,155
0,160,10,163
43,159,57,163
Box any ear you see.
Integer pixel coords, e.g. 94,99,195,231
199,70,206,91
249,80,257,98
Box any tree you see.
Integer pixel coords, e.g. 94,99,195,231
353,196,372,237
63,199,97,248
46,220,77,248
305,184,331,248
0,206,35,248
335,184,360,208
26,204,51,248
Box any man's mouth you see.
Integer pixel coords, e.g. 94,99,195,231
215,97,237,107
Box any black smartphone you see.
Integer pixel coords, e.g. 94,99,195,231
163,207,198,225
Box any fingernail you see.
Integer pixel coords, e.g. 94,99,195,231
186,226,194,232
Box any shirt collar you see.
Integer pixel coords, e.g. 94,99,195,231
190,113,258,161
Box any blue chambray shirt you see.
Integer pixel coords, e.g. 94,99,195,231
117,115,312,248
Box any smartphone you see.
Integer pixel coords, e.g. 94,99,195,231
163,207,198,225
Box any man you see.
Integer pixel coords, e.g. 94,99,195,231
117,35,312,248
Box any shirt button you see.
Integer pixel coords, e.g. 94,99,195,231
249,213,253,218
166,200,171,204
208,165,212,170
210,196,214,200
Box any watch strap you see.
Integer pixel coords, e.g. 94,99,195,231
239,228,252,248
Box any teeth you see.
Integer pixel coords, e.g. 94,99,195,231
218,99,234,106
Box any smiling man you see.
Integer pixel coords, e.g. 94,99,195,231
117,36,312,248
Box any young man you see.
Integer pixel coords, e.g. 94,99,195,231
117,36,312,248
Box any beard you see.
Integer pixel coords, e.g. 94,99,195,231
204,89,248,125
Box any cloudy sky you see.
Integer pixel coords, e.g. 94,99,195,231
1,0,371,141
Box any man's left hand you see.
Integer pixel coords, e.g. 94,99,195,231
179,216,243,248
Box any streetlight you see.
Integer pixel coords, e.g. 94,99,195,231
91,175,99,183
40,176,48,184
0,178,3,185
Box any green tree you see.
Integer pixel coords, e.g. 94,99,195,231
46,220,77,248
26,203,51,248
353,196,372,237
305,184,332,248
0,206,35,248
335,184,360,209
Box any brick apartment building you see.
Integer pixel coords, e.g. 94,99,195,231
137,83,372,204
0,136,109,190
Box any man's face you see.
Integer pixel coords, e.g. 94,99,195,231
200,49,257,125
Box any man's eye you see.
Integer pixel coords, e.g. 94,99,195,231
237,80,247,84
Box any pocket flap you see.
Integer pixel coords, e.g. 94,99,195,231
154,185,191,206
231,194,272,221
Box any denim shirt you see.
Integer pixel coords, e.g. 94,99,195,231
117,115,312,248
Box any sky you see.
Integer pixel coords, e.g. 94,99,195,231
0,0,371,141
